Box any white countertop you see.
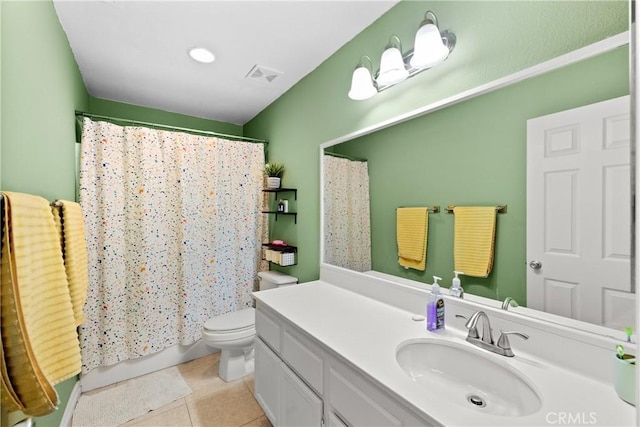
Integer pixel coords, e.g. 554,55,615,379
253,280,636,426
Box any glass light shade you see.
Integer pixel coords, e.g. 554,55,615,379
188,47,215,63
376,46,409,87
409,23,449,69
348,66,377,100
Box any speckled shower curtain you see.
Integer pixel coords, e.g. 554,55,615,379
323,155,371,272
78,118,266,373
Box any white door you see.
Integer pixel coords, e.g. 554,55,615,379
527,96,634,329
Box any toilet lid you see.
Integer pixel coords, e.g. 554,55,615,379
203,307,255,332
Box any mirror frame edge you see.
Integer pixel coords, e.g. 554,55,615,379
632,0,639,420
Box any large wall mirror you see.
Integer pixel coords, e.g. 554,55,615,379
321,34,635,337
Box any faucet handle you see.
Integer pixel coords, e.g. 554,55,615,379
455,314,479,339
496,330,529,356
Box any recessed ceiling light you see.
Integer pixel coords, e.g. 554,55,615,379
188,47,215,64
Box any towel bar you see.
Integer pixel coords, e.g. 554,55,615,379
1,194,63,208
397,206,440,213
446,205,507,214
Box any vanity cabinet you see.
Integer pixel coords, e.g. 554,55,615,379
254,303,430,427
255,337,323,426
255,307,323,426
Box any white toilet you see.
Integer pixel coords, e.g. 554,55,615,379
202,271,298,382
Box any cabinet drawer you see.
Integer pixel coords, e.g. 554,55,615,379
329,366,401,427
282,328,324,394
256,307,281,353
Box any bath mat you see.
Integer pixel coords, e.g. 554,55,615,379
72,367,192,427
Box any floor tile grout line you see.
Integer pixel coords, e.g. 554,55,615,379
185,399,195,427
240,414,266,427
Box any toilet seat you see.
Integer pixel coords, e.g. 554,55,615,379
203,307,255,343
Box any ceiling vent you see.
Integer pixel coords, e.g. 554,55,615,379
245,65,282,84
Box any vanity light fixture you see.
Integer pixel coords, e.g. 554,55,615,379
410,11,452,69
377,36,410,87
348,10,456,100
348,56,378,100
188,47,215,64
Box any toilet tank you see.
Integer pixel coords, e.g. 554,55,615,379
258,271,298,291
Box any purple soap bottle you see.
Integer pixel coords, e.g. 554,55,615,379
427,276,443,331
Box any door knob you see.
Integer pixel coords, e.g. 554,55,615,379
529,260,542,270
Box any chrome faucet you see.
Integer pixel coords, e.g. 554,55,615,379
465,311,493,345
456,311,529,357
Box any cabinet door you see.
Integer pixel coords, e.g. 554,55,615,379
326,412,348,427
280,362,323,427
255,338,280,425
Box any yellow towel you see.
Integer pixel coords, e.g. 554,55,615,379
1,192,82,415
52,201,89,326
1,193,58,415
1,337,24,412
397,207,428,271
453,206,497,278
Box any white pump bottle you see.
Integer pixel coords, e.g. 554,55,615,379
450,271,464,298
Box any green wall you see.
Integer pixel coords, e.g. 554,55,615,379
244,1,628,283
331,47,629,305
1,0,3,190
1,0,89,202
1,1,88,425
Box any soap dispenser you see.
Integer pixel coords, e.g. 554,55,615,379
427,276,444,331
450,271,465,298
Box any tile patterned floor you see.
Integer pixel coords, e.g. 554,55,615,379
75,353,271,427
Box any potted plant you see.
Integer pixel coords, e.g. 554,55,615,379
264,162,285,189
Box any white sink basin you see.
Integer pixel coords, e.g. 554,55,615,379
396,339,542,417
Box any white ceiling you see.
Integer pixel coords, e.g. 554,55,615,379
53,0,398,125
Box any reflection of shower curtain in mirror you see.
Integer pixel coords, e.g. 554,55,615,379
79,118,266,373
323,155,371,271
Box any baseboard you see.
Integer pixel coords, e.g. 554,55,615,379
60,381,82,427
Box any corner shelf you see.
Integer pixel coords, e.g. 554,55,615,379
262,188,297,200
262,243,298,266
261,211,297,224
261,187,299,265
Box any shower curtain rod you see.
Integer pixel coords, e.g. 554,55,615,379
324,151,367,162
75,111,268,144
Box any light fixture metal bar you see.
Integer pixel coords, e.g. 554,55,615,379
374,31,456,92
